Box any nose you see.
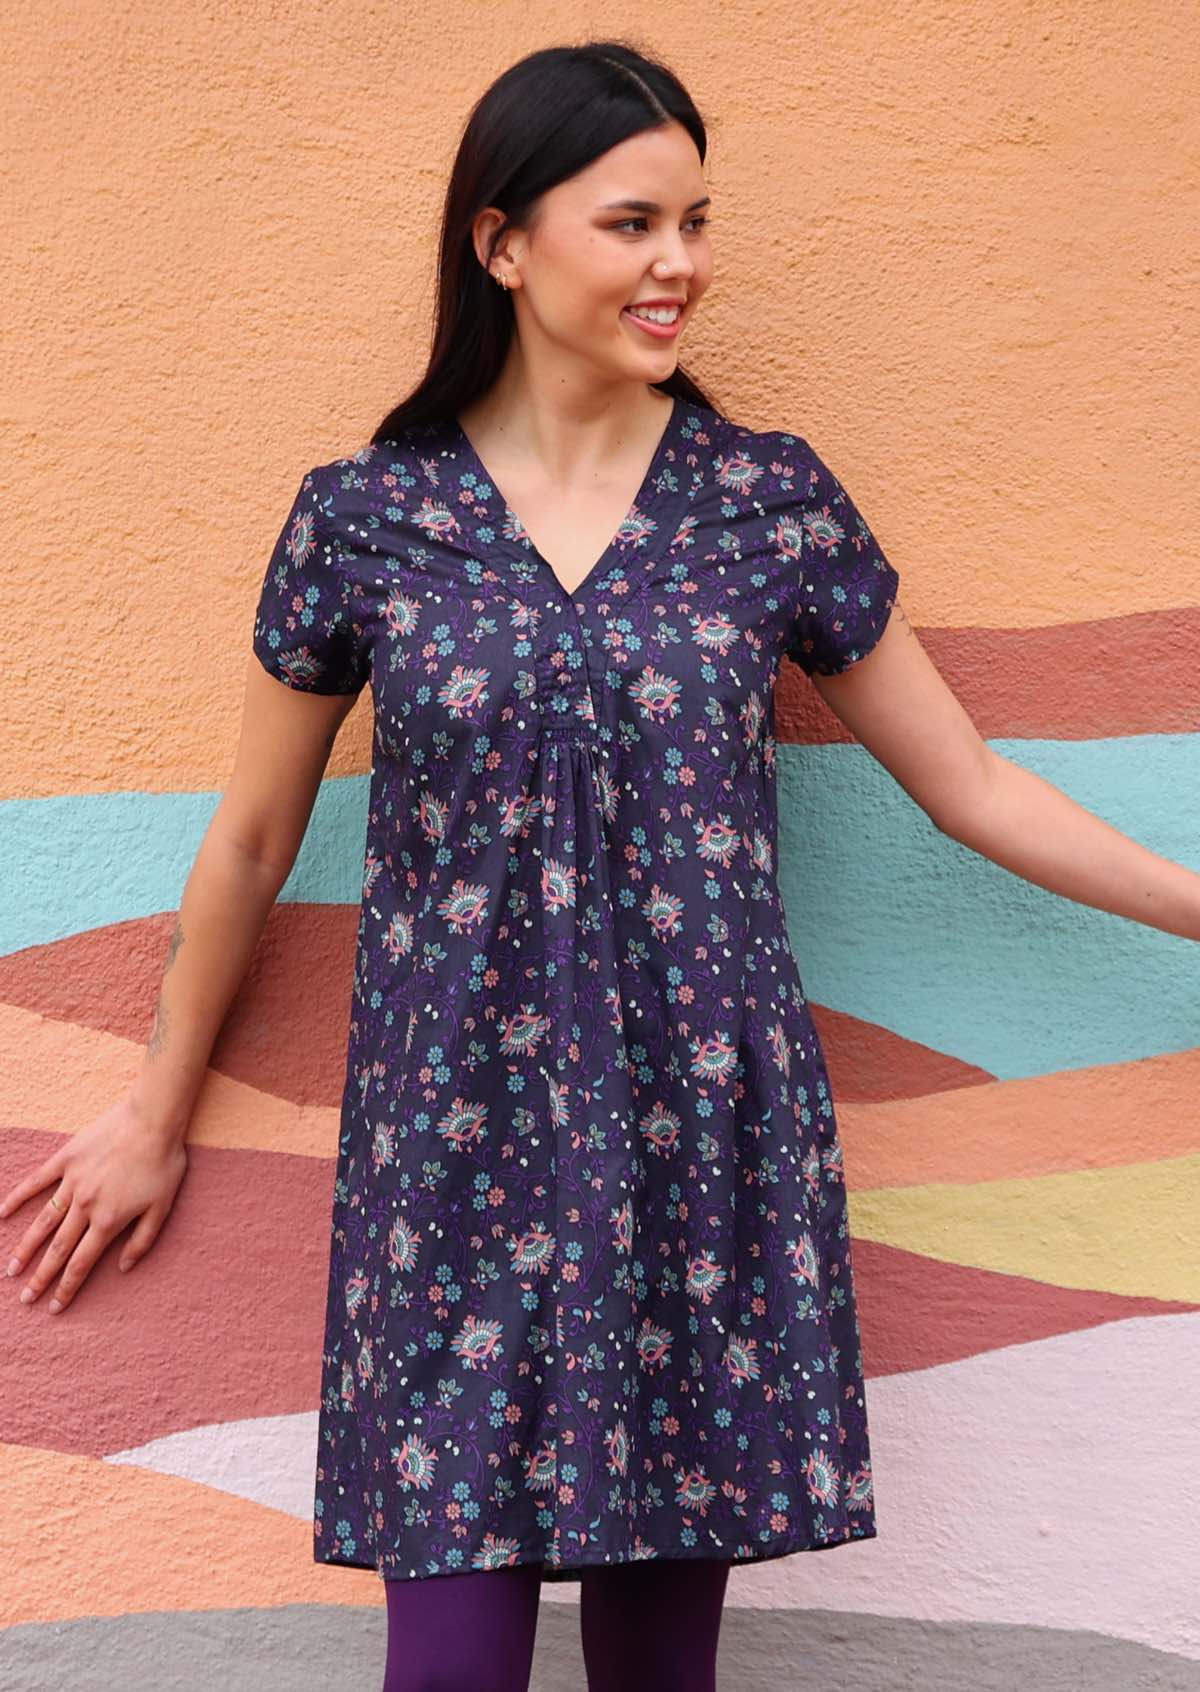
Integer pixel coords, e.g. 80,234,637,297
651,235,697,284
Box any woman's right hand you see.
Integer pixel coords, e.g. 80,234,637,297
1,1092,190,1315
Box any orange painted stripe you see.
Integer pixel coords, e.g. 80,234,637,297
4,990,1197,1191
0,1002,339,1158
837,1044,1200,1188
0,1442,378,1623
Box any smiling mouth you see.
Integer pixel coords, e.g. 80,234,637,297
623,304,683,325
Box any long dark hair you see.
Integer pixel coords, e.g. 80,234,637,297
368,39,723,446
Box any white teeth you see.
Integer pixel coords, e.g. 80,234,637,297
627,305,680,325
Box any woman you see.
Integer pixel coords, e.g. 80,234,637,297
4,38,1198,1692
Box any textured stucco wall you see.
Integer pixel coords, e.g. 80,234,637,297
2,3,1198,1688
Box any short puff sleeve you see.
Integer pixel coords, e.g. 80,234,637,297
251,467,371,695
783,441,900,676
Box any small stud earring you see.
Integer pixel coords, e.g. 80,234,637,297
493,270,509,290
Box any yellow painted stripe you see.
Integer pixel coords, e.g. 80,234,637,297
851,1154,1200,1302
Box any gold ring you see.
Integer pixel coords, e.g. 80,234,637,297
49,1193,66,1212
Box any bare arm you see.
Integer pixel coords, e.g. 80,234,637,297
130,653,360,1142
1,655,362,1311
810,602,1200,944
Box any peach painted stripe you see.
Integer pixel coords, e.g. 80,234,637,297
0,1441,379,1625
776,607,1200,744
0,1001,338,1157
5,996,1198,1181
838,1043,1200,1186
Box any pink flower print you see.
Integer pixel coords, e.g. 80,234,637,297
638,1101,683,1156
674,1467,718,1516
393,1434,440,1491
635,1319,672,1373
437,664,491,719
689,1029,738,1088
641,883,686,939
724,1336,761,1387
437,878,490,933
786,1231,820,1289
804,1450,841,1509
693,814,740,869
523,1443,558,1494
436,1095,489,1152
507,1225,556,1276
628,664,683,723
451,1313,505,1369
684,1251,728,1305
541,856,579,914
498,1006,553,1061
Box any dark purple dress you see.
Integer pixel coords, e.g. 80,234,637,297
251,394,899,1583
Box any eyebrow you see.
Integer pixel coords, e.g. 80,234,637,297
597,196,712,213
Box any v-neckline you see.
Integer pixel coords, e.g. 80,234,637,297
450,394,682,609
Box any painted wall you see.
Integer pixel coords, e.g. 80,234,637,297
3,3,1198,1688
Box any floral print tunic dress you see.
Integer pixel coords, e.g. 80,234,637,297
251,393,900,1584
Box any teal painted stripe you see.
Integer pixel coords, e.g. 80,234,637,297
778,732,1200,1079
0,777,369,958
0,735,1196,1079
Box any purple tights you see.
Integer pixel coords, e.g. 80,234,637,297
382,1554,731,1691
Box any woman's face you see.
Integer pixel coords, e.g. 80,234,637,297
495,121,715,387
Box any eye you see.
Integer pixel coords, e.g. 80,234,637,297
612,215,711,233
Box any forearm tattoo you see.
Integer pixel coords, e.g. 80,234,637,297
146,918,185,1058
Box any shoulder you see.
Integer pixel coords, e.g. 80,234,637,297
294,424,448,535
671,401,802,474
691,408,837,514
308,420,447,482
701,408,820,471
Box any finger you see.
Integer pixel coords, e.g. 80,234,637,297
118,1207,168,1274
6,1190,75,1281
0,1154,65,1222
17,1204,88,1306
47,1222,123,1314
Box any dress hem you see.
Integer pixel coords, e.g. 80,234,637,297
313,1519,878,1584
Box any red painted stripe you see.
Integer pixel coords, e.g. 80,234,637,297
854,1240,1198,1377
811,1001,995,1101
0,906,356,1109
777,606,1200,743
0,911,981,1111
5,1132,1195,1460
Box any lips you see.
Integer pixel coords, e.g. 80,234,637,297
621,305,684,340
